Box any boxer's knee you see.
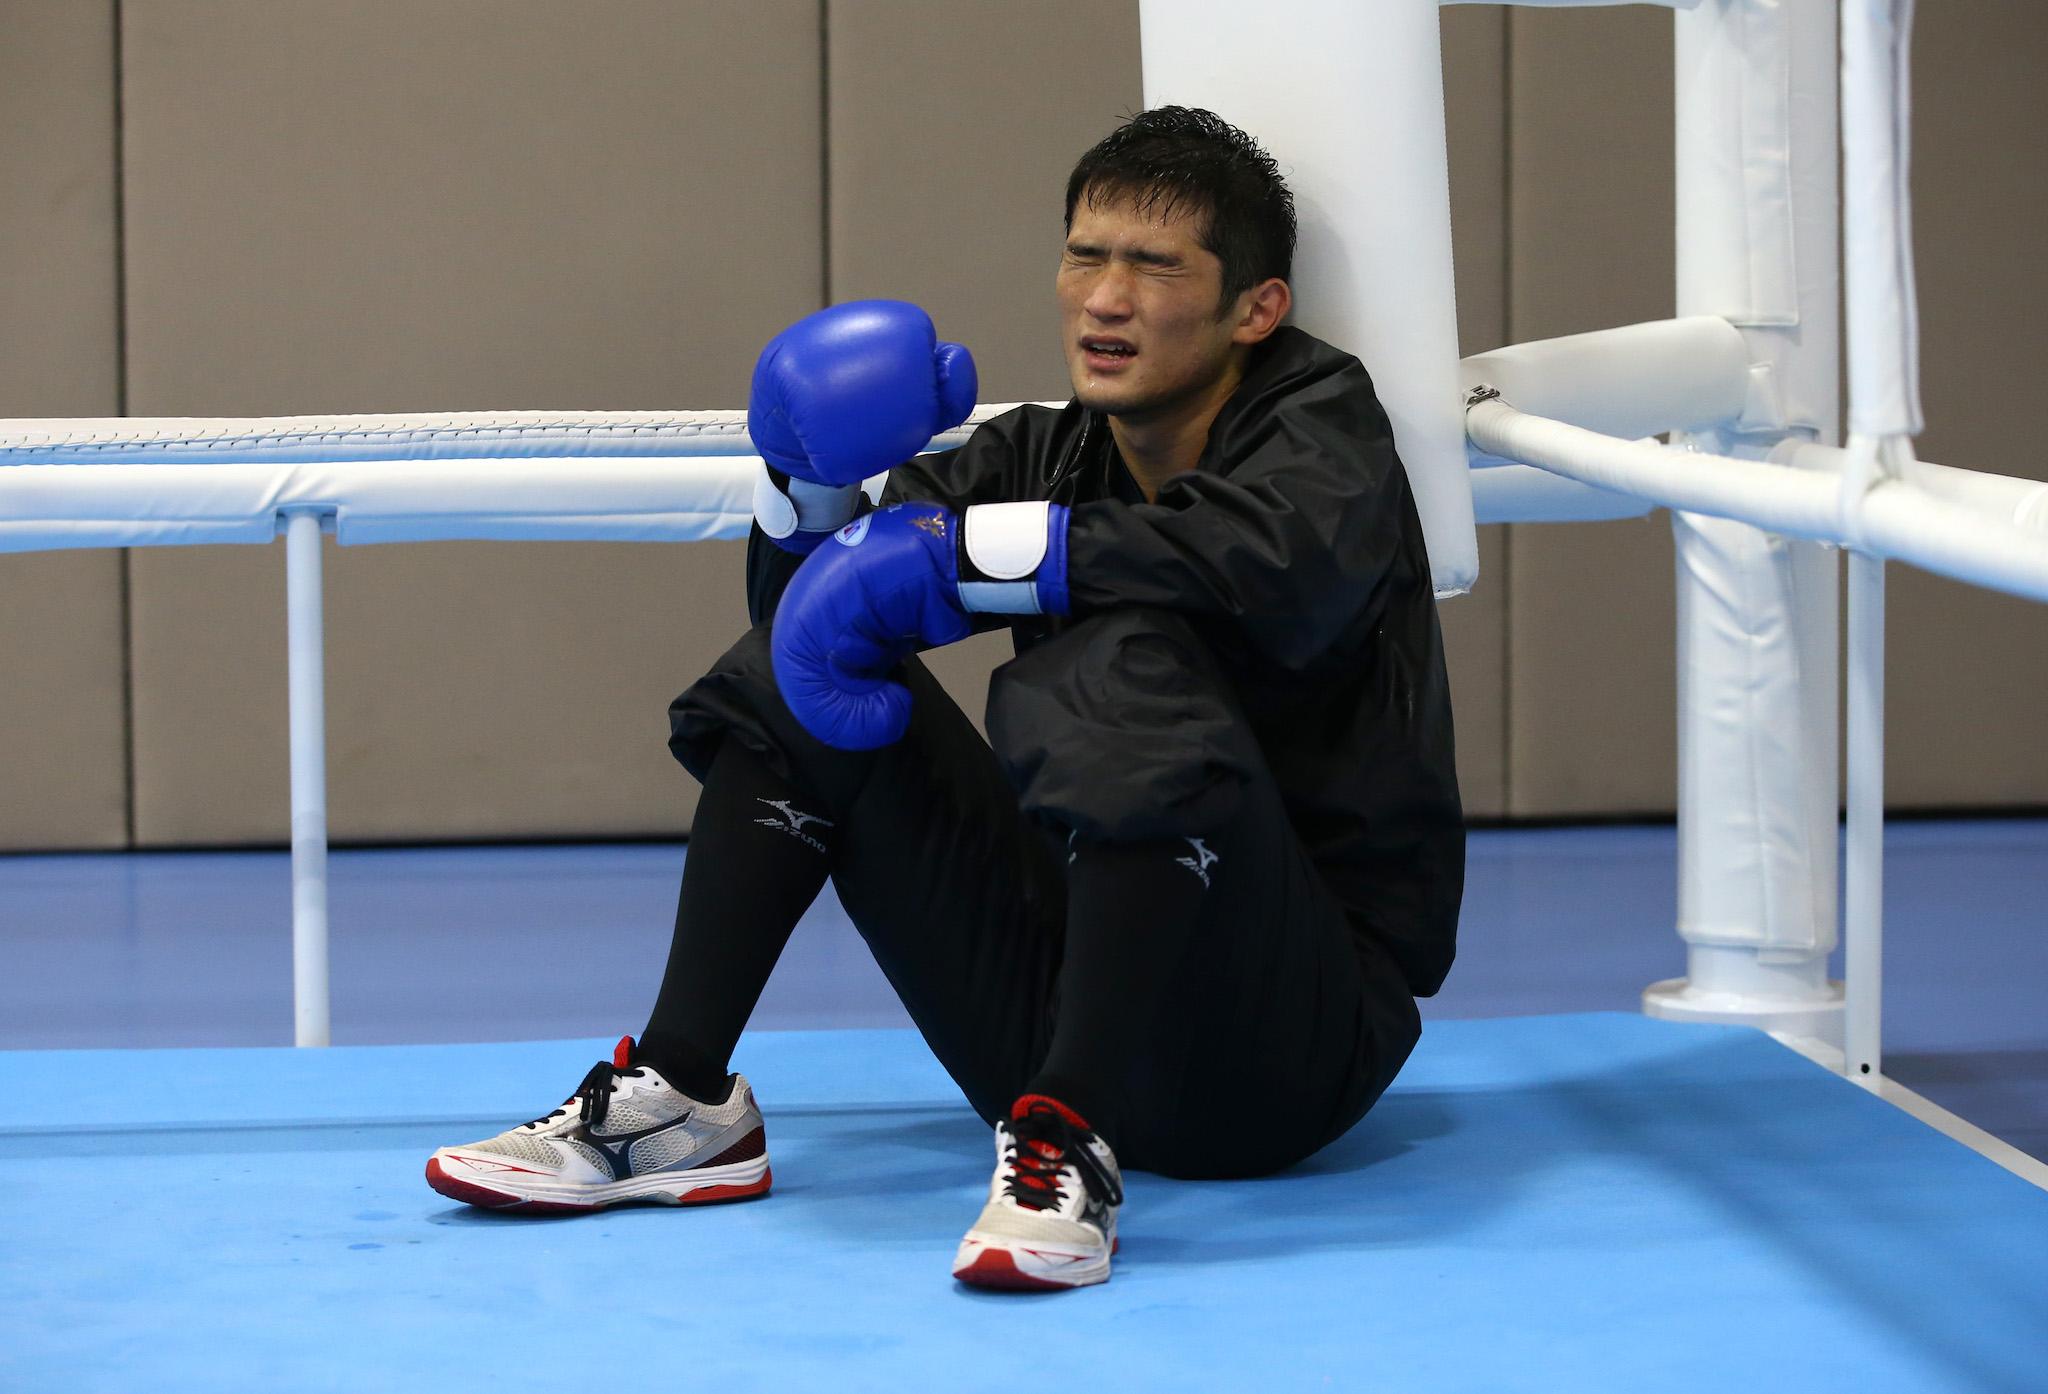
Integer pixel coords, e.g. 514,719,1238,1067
987,608,1260,842
1121,1025,1408,1180
668,625,876,805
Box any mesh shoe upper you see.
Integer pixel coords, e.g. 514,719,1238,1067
446,1036,760,1183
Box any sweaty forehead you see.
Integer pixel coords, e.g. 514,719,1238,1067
1068,193,1212,256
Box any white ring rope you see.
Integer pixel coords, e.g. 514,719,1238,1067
0,403,1025,552
6,377,2044,593
0,405,1010,464
0,410,757,462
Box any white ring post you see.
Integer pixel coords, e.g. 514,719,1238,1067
285,509,332,1047
1645,0,1844,1044
1845,550,1884,1083
1839,0,1925,1084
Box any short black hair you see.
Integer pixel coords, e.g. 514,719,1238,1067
1063,106,1296,313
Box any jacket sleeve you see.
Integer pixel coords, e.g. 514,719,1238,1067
743,526,814,627
1063,368,1414,671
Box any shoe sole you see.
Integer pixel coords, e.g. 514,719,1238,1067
425,1153,772,1214
951,1236,1114,1291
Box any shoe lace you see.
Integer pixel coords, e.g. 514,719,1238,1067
1003,1107,1122,1212
526,1057,646,1132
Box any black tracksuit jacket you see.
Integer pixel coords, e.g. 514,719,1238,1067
746,325,1464,998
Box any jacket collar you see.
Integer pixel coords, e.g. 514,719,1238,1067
1052,326,1355,494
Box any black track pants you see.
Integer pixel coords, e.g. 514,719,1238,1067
666,609,1421,1179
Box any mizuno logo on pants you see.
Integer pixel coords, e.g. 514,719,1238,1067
755,798,833,853
1177,837,1219,888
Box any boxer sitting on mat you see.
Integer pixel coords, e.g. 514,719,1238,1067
426,107,1463,1292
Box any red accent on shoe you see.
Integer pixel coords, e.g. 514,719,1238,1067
953,1247,1072,1292
698,1125,767,1169
425,1156,590,1212
1010,1093,1091,1131
424,1156,771,1213
1006,1098,1091,1207
612,1035,635,1070
1010,1138,1063,1201
675,1169,773,1205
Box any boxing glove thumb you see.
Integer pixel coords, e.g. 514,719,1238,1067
747,300,978,488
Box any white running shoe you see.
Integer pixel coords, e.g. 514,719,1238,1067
426,1036,771,1214
952,1095,1123,1291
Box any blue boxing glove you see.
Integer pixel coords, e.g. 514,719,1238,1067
772,501,1070,750
748,300,979,488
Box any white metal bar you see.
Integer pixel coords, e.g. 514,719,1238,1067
1837,0,1918,1087
1440,0,1706,8
1771,1034,2048,1192
1464,399,2048,603
1782,441,2048,536
1470,462,1655,524
285,510,332,1048
1844,550,1886,1082
1841,0,1923,437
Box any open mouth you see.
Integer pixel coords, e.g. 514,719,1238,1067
1081,337,1136,365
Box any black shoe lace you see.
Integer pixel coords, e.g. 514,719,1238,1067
528,1057,646,1132
1003,1107,1123,1212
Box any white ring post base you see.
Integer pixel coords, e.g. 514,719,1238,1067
1644,946,1844,1045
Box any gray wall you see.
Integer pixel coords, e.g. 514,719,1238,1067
0,1,127,848
0,1,2041,850
118,0,823,844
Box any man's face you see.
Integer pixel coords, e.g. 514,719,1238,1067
1057,193,1245,422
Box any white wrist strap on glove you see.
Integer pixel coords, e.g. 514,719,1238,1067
753,460,862,540
959,501,1055,614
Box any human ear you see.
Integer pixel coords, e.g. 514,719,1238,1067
1231,278,1292,345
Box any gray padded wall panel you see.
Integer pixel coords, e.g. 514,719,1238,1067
826,0,1144,403
121,1,817,845
0,2,120,414
1876,6,2048,807
1505,8,1678,816
1440,6,1509,818
1439,529,1507,818
120,0,820,416
0,1,129,850
129,540,750,845
0,552,130,850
